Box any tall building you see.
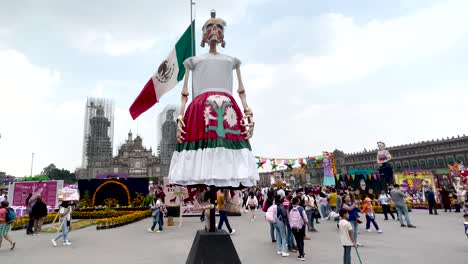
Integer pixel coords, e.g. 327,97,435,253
81,97,114,168
158,105,178,178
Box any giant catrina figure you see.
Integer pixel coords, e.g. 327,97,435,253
168,11,259,188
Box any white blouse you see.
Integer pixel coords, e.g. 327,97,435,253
184,53,241,98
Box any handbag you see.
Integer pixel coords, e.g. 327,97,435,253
356,218,363,224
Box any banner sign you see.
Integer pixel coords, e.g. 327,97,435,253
9,180,64,208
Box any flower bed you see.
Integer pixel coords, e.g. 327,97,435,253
12,213,58,231
96,210,152,230
11,210,149,231
74,207,150,212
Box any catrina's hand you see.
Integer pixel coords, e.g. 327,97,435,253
177,115,186,143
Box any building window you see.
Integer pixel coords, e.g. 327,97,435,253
427,159,435,168
419,160,426,169
446,156,454,165
395,162,402,171
437,158,445,167
411,160,418,169
403,161,410,170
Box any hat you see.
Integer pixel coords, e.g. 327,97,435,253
364,197,372,202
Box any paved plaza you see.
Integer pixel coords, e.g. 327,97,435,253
0,210,466,263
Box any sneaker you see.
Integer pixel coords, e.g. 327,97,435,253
407,225,416,228
401,224,407,227
147,229,154,233
272,240,277,243
230,229,236,235
51,239,57,247
311,229,318,232
156,230,162,233
298,255,306,261
366,229,372,232
251,219,254,222
282,252,290,257
356,243,363,247
377,230,383,233
63,242,72,246
277,251,282,255
304,236,311,240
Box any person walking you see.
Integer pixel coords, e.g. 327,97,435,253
0,200,16,250
217,189,235,235
263,189,276,242
288,197,308,261
425,186,438,215
342,194,362,247
247,191,258,221
390,184,416,228
440,187,452,212
51,201,71,246
148,196,164,233
25,193,35,235
338,208,355,264
304,190,318,232
378,190,395,220
329,188,338,212
362,198,382,233
270,195,289,257
31,195,48,234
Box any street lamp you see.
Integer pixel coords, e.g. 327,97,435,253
30,153,34,177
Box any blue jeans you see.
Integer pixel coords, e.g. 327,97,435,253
269,222,276,241
218,210,232,233
54,220,69,242
286,223,296,249
320,204,328,218
395,204,412,226
273,220,288,253
343,246,351,264
350,221,358,243
151,210,163,231
305,209,315,230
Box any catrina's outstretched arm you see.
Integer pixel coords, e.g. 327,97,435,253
177,68,190,143
236,66,255,139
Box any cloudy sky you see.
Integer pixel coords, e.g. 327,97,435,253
1,0,468,177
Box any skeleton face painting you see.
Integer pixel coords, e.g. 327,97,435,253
202,18,226,47
360,179,366,190
377,142,386,150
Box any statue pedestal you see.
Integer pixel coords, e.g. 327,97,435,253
186,230,241,264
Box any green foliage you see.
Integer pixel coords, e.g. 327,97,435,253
130,192,145,207
41,163,76,183
79,190,92,208
142,194,154,207
21,175,49,181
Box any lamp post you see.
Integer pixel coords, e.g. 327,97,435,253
30,153,35,177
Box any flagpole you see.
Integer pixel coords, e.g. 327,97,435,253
190,0,196,56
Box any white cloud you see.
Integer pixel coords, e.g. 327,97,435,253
293,1,468,86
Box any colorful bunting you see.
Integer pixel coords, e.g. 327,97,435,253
257,158,266,169
271,160,278,171
351,174,355,180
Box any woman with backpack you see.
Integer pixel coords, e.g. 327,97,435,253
289,197,308,261
266,195,289,257
0,200,16,250
263,189,276,242
247,191,258,222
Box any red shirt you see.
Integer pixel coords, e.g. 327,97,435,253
0,208,6,224
283,199,290,210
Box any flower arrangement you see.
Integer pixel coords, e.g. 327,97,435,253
96,210,151,230
103,197,119,208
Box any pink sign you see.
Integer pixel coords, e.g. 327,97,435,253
12,181,60,208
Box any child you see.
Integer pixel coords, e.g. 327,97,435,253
464,213,468,238
338,208,355,264
361,197,382,233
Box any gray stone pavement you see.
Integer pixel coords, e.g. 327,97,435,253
0,210,466,264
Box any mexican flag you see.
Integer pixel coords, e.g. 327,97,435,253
129,21,194,120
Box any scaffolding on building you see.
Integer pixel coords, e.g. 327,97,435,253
81,97,115,168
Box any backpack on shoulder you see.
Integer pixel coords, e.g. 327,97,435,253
265,204,278,223
5,207,16,224
289,206,305,229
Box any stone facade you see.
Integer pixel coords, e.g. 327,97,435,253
334,135,468,174
158,109,177,179
76,131,161,180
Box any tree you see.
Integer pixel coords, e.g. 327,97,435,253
41,163,76,184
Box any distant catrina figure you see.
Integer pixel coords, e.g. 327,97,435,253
377,141,394,187
168,11,259,188
322,151,335,186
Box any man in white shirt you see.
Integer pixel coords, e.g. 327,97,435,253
304,190,318,232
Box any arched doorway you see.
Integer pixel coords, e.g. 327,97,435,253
92,180,131,207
